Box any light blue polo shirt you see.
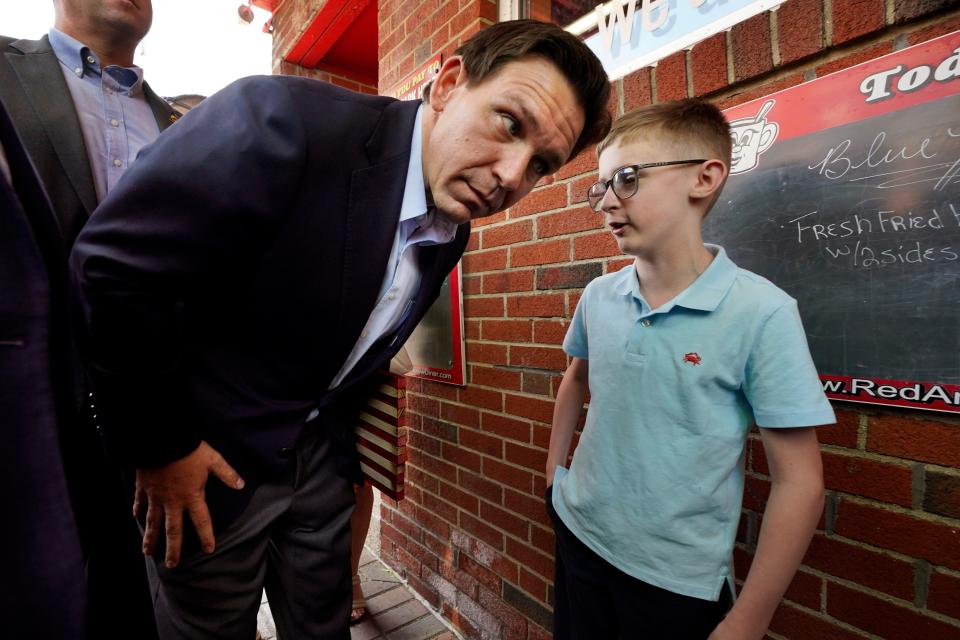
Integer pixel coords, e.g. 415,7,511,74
552,244,835,601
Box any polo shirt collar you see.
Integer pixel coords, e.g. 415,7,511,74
614,244,737,312
675,245,738,310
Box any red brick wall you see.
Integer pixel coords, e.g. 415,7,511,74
271,0,379,93
274,58,378,94
377,2,960,639
378,0,498,93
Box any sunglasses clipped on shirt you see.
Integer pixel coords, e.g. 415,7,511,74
586,160,707,211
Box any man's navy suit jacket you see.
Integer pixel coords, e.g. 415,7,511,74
72,76,469,529
0,91,87,639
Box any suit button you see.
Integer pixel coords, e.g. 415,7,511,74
278,447,294,459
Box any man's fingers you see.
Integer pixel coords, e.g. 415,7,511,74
164,509,184,568
209,454,245,490
187,500,216,555
142,501,163,556
132,484,147,518
134,442,240,567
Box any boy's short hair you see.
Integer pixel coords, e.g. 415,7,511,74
598,99,732,214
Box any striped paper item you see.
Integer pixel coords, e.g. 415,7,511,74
355,371,407,500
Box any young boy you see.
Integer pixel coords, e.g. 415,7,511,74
545,99,834,640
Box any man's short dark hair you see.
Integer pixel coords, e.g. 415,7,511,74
454,19,611,161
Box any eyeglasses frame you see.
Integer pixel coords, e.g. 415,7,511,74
587,159,708,211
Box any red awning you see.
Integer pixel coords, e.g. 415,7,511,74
282,0,378,85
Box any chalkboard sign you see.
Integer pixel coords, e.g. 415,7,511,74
705,31,960,413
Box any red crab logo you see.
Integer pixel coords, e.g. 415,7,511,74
682,352,702,366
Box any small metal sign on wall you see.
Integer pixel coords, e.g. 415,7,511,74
405,264,467,386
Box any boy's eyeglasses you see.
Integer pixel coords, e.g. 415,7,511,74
586,160,707,211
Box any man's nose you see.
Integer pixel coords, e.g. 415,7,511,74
494,151,530,193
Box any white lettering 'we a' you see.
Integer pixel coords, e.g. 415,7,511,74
596,0,670,51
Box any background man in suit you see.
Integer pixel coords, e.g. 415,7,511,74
72,19,611,640
1,0,178,636
0,96,87,640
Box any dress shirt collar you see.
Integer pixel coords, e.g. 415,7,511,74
399,104,457,245
48,28,144,94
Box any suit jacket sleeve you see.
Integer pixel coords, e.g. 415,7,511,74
71,76,309,468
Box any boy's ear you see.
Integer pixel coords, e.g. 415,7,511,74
689,159,728,201
429,56,467,113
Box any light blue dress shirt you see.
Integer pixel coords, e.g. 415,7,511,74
328,105,458,389
553,245,835,601
48,28,160,203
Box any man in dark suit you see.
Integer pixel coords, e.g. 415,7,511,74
0,94,87,640
1,0,178,636
72,19,611,640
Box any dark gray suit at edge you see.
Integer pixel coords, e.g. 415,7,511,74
0,91,87,640
0,33,179,639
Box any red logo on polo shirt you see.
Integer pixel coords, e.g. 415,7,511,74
682,352,702,366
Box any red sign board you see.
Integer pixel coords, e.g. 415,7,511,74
706,31,960,413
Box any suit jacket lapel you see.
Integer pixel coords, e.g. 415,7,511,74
7,36,97,219
335,99,421,357
407,225,470,327
145,82,178,131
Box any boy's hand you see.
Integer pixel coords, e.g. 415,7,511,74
711,426,824,640
708,616,758,640
546,357,588,496
133,441,245,568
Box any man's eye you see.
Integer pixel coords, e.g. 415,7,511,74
532,158,549,176
501,113,520,136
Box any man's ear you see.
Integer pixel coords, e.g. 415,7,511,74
689,159,728,201
429,56,466,113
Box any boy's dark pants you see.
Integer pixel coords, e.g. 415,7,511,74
546,486,732,639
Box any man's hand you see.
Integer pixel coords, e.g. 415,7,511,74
133,441,245,568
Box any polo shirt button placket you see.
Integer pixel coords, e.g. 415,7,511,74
641,319,651,327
